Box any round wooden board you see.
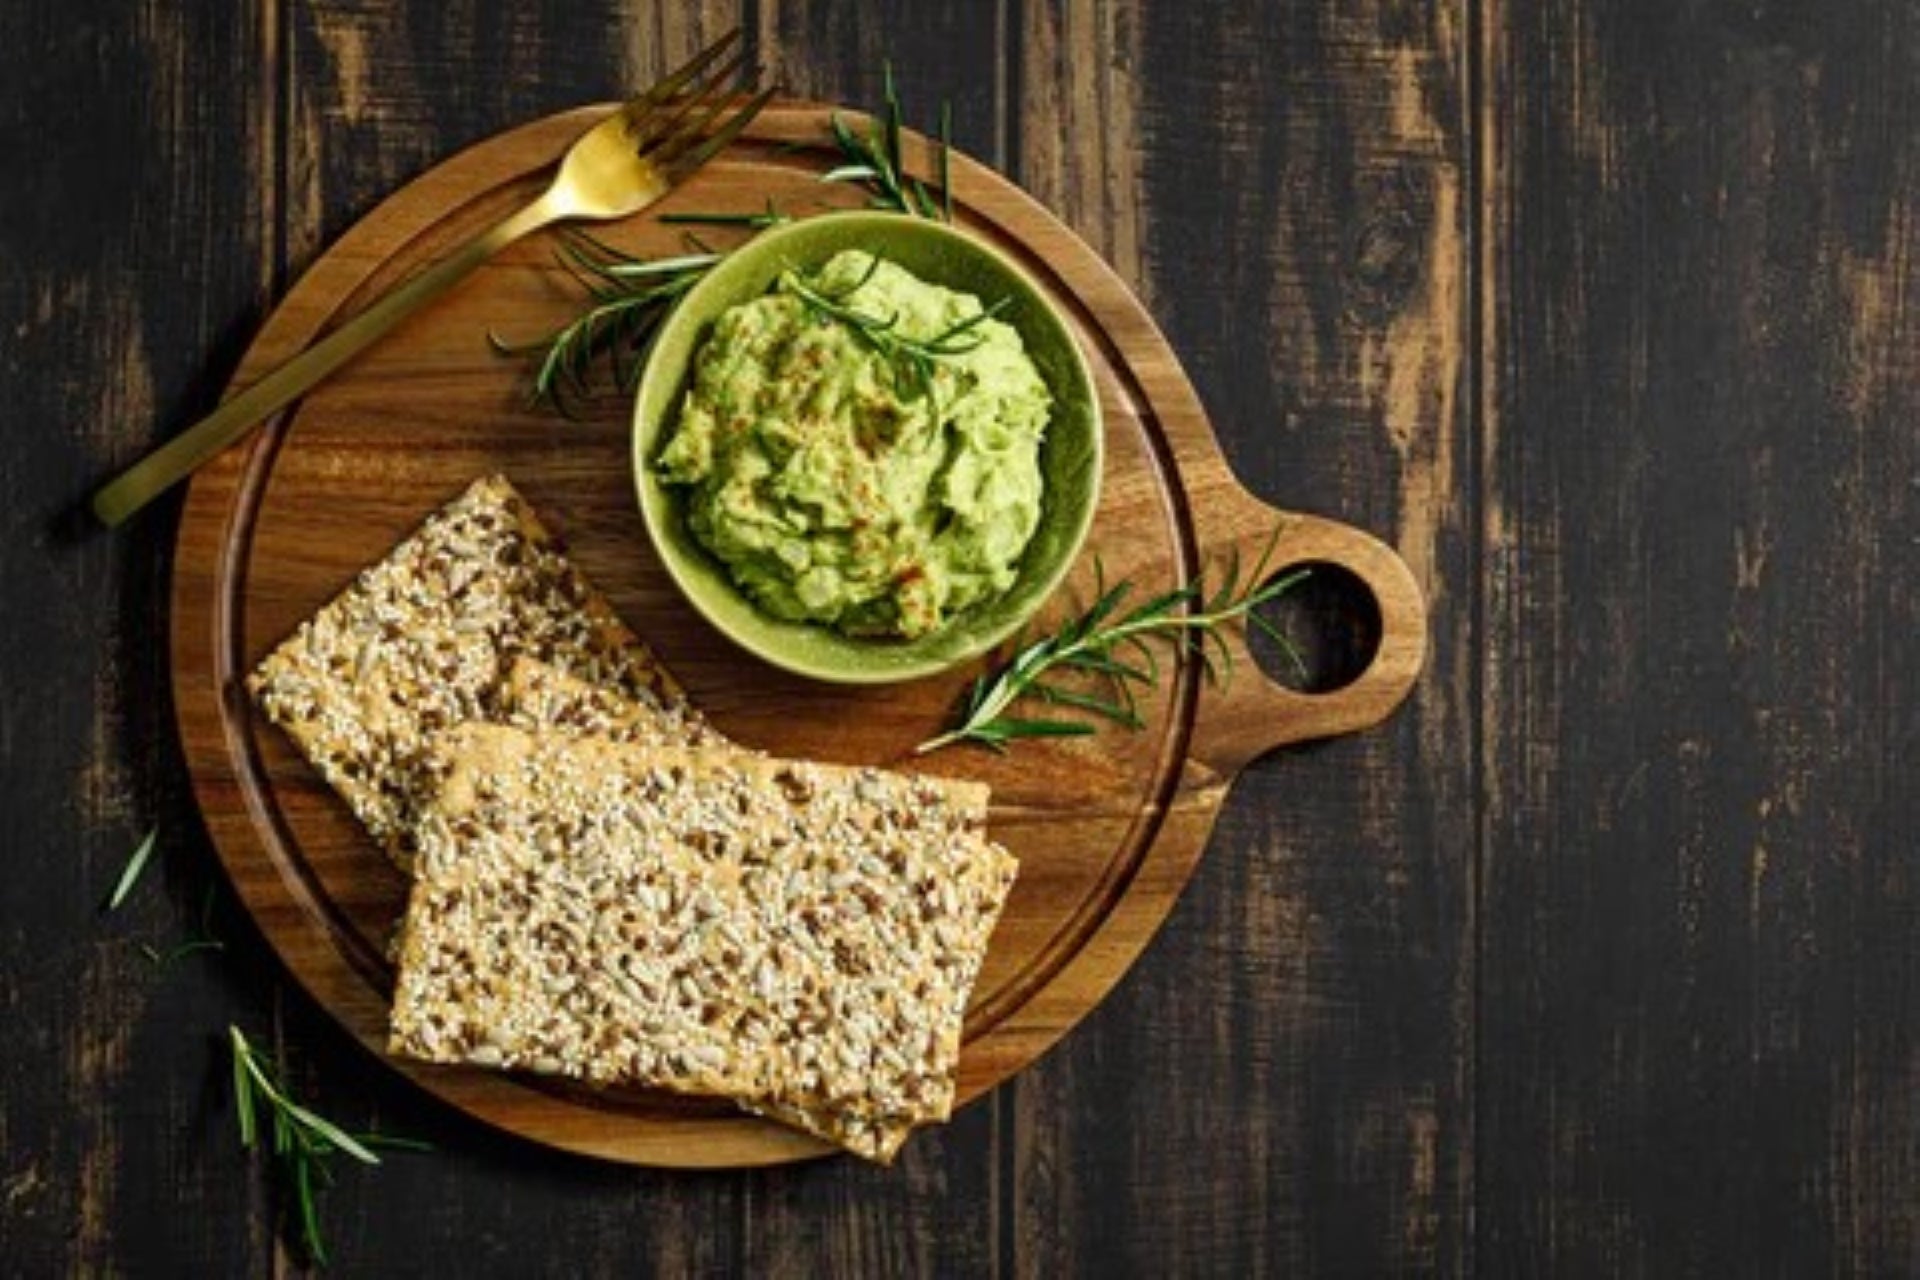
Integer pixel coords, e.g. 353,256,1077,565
171,104,1428,1168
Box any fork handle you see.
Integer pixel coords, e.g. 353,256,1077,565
91,189,566,527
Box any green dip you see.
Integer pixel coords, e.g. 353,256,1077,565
657,250,1052,639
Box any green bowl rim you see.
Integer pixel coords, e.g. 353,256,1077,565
630,210,1104,685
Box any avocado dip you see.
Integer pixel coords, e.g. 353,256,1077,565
657,250,1052,640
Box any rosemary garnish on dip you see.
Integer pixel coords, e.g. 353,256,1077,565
783,253,1011,401
917,539,1310,754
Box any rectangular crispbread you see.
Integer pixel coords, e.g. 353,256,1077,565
247,475,715,866
388,723,1018,1161
496,658,924,1155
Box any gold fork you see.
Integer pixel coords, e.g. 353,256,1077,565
92,30,772,527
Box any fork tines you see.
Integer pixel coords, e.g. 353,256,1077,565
625,29,774,176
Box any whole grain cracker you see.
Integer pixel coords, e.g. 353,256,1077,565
389,723,1017,1161
248,475,714,866
495,657,934,1155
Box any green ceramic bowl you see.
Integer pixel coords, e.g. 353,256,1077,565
632,212,1103,684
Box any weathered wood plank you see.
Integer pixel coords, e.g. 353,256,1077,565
1008,1,1475,1275
758,0,1010,170
285,3,745,268
0,0,279,1272
23,0,1918,1272
1477,0,1920,1272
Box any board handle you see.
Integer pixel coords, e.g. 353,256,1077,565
1188,481,1429,773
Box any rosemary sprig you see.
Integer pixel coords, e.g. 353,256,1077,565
230,1026,428,1267
940,100,954,224
784,258,1009,400
822,64,953,221
104,826,158,912
489,232,720,415
916,535,1311,754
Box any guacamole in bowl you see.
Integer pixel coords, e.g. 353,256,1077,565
633,212,1102,685
656,250,1052,640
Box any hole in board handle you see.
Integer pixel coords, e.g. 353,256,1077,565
1248,561,1384,695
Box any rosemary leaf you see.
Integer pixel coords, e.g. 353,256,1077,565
1058,650,1152,684
1032,681,1145,727
138,884,223,968
828,114,867,164
916,550,1312,754
105,826,158,912
288,1103,380,1165
231,1028,257,1149
295,1157,327,1268
659,199,789,229
940,101,954,223
357,1134,435,1154
910,179,939,220
883,63,904,185
998,717,1102,738
966,717,1098,754
1246,607,1312,682
819,164,880,183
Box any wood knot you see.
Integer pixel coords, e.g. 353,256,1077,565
1343,164,1433,325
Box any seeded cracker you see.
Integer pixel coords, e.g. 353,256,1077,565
389,724,1019,1162
497,657,924,1156
247,475,716,866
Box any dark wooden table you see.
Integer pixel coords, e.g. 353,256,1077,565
5,2,1916,1275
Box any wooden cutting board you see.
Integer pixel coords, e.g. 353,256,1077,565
170,103,1428,1167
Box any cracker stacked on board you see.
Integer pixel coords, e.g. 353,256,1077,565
248,474,719,868
249,476,1017,1163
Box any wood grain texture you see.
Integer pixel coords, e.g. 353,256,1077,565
0,0,284,1274
1477,1,1920,1274
1006,2,1475,1275
8,0,1920,1273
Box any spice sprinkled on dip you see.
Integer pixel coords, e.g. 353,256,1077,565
657,250,1052,640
